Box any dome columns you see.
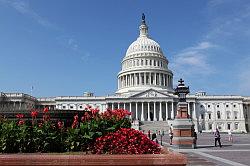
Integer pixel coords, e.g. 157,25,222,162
117,72,173,90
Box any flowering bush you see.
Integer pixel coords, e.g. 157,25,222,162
65,108,131,152
93,128,161,154
0,107,134,153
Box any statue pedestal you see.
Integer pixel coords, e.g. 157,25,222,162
172,102,195,149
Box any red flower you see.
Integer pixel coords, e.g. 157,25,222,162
31,111,38,118
93,128,161,154
101,109,131,121
43,114,50,122
38,122,43,128
18,120,25,126
43,107,49,113
16,114,24,119
57,121,63,129
74,114,79,120
71,119,78,129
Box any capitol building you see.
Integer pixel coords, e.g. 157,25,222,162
1,15,250,133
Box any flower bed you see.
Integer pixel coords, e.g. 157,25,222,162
0,107,187,165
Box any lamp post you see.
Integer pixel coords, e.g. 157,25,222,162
171,78,195,149
174,78,190,118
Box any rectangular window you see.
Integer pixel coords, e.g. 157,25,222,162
208,113,211,119
201,114,204,119
235,123,239,130
227,123,231,130
209,124,212,130
234,111,238,119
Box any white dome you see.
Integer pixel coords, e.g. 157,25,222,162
116,15,174,95
126,37,163,56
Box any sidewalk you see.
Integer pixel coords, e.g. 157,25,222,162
158,133,250,166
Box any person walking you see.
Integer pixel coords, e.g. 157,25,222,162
148,130,151,139
169,124,173,145
214,128,222,148
228,129,233,143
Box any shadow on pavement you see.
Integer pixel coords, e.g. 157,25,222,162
197,144,232,149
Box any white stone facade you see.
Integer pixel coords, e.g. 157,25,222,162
1,16,250,133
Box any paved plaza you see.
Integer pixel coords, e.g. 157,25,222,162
159,133,250,166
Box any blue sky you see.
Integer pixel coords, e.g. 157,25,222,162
1,0,250,97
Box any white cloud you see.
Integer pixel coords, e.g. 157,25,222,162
68,38,79,51
0,0,56,29
171,41,215,79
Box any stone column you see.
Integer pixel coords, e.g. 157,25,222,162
139,73,141,85
153,102,157,121
149,73,152,85
188,102,190,116
136,102,138,120
239,103,244,119
141,102,144,121
154,73,157,85
147,102,150,121
132,74,134,86
118,77,120,89
123,103,126,109
171,102,174,119
165,102,168,120
159,73,162,86
111,103,114,110
124,75,126,87
193,102,196,120
159,101,163,121
144,73,146,85
118,103,120,109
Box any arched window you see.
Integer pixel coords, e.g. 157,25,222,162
217,111,221,119
226,111,231,119
234,111,238,119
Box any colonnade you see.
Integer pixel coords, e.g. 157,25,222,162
118,72,172,89
108,101,196,121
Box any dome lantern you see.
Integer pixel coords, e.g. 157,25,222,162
139,13,148,37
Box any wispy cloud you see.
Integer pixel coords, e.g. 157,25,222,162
0,0,56,29
68,38,79,51
205,1,250,40
171,41,215,79
204,1,250,94
56,36,91,61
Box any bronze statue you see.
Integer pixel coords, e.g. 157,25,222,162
142,13,145,21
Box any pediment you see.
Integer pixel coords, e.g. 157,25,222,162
129,89,171,98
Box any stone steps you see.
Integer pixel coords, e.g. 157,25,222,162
140,121,170,133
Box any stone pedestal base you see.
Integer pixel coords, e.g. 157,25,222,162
172,119,195,149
